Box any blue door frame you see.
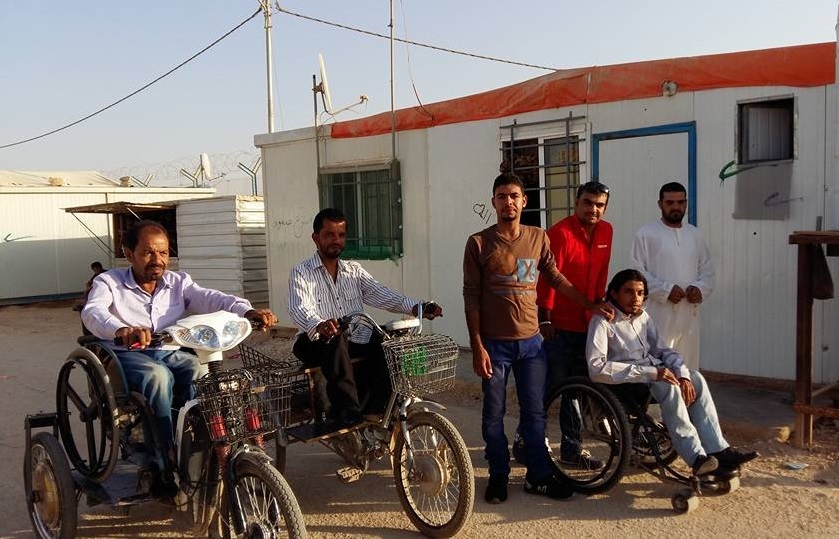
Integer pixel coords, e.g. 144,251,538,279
592,121,697,225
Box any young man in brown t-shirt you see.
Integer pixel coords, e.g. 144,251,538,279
463,172,613,503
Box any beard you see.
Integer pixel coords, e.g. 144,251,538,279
320,244,344,259
663,210,684,225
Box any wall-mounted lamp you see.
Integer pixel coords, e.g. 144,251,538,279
662,80,678,97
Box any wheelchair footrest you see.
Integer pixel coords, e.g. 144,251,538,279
25,412,58,430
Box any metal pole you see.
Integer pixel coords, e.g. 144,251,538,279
314,74,321,185
389,0,396,161
263,1,275,133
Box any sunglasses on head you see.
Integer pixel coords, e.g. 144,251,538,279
576,181,610,198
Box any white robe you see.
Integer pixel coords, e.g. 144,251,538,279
630,219,715,371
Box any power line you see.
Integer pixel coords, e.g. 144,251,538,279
275,4,560,72
0,8,262,151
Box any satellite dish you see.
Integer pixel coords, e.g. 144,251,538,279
199,153,212,181
318,53,333,114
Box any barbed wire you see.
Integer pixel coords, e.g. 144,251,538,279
103,148,260,189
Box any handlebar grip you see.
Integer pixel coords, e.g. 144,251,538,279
422,301,440,316
114,334,165,348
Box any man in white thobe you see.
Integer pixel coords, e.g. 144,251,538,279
630,182,715,371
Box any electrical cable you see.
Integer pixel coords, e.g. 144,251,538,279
275,4,559,72
0,8,262,150
398,0,434,121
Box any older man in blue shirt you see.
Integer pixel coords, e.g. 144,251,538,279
82,219,276,492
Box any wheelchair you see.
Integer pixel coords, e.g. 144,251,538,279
543,376,741,513
25,326,307,539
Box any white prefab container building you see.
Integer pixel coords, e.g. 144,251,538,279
176,195,268,305
0,170,214,304
256,42,839,383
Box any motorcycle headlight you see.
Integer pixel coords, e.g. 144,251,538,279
176,325,220,350
221,320,251,348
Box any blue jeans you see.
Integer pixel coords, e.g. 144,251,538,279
649,370,728,466
545,331,588,459
482,335,553,481
116,349,208,445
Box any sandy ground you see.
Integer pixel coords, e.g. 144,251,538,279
2,302,838,538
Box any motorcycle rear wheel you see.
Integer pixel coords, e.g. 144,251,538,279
25,432,77,539
392,411,474,538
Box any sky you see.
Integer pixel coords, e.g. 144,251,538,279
1,1,837,192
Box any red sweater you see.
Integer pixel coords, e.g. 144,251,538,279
536,215,612,333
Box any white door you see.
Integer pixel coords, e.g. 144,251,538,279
596,132,690,279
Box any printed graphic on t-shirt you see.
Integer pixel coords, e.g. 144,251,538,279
517,258,536,283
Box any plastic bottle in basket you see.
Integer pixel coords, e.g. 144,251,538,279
403,346,428,376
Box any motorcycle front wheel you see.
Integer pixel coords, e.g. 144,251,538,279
392,411,474,538
210,452,307,539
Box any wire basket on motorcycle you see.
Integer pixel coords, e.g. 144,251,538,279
381,333,459,396
193,368,290,444
238,345,310,426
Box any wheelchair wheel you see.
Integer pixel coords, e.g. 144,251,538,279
544,377,631,494
25,432,78,539
633,416,679,468
56,347,119,482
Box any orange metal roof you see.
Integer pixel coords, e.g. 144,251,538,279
331,42,835,139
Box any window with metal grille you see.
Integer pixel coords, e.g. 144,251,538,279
501,135,582,228
318,167,402,260
737,97,795,164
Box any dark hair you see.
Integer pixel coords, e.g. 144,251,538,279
576,181,610,202
90,261,103,271
313,208,346,233
607,268,648,298
659,181,686,201
492,172,525,195
122,220,168,251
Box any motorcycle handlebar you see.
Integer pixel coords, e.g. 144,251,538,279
113,319,264,348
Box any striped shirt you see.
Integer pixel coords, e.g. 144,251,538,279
287,252,419,344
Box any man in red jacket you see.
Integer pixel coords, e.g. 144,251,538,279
514,181,612,470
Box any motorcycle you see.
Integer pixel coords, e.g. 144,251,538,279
239,306,475,538
24,311,307,538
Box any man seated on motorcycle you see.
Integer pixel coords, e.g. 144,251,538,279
82,219,277,495
288,208,442,426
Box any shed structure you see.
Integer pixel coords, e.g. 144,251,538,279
176,196,268,305
255,42,839,383
0,170,214,304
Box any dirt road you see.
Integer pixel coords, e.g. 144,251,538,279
2,302,838,538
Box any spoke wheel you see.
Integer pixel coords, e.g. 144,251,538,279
56,349,118,482
25,432,77,539
211,453,306,539
545,377,632,494
393,411,474,538
634,417,679,468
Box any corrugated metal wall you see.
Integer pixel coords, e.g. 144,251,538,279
176,196,268,305
0,188,213,303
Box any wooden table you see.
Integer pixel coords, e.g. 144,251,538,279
788,231,839,446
